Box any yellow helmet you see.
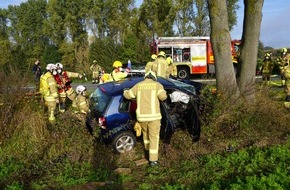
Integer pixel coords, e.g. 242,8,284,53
93,60,97,63
112,60,123,68
281,48,287,54
151,54,157,60
158,51,166,57
144,71,157,81
166,57,173,65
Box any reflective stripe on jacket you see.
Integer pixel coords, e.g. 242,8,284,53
123,78,167,122
75,95,89,114
151,57,168,78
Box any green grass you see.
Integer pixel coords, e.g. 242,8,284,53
0,73,289,189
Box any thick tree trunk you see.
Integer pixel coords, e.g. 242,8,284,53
237,0,264,101
207,0,240,99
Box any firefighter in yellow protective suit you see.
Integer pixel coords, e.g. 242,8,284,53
99,73,113,84
260,53,274,85
166,57,178,79
75,85,90,115
145,54,157,73
39,64,59,122
123,71,167,166
90,60,102,84
151,51,169,78
280,56,290,109
111,60,130,81
54,63,82,112
277,48,290,86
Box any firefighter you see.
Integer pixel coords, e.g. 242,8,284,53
166,56,177,79
54,63,82,112
39,64,59,122
90,60,102,84
123,71,167,166
75,85,90,115
280,56,290,109
32,59,42,92
151,51,168,78
277,48,290,86
260,53,274,85
111,60,130,81
145,54,157,73
99,73,113,84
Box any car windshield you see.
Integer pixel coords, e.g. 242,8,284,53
168,78,196,95
89,87,111,113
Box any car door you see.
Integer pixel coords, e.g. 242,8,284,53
185,97,201,142
159,101,175,144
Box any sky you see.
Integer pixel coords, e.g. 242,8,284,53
1,0,290,49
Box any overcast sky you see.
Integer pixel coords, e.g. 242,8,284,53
1,0,290,49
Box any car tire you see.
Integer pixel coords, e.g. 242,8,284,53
177,66,190,79
112,131,136,153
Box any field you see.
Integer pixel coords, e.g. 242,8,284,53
0,72,289,190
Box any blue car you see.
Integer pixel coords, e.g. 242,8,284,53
86,77,201,153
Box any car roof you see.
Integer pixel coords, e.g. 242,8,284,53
97,77,197,96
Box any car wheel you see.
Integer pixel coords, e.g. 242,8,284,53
177,66,190,79
112,131,136,153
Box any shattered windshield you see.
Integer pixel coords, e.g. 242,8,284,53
168,78,196,95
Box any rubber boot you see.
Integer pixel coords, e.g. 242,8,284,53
48,109,56,122
59,102,66,113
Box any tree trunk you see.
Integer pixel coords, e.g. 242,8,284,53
237,0,264,101
207,0,240,100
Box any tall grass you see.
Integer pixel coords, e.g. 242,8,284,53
0,71,289,189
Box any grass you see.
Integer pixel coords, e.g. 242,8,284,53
0,72,289,189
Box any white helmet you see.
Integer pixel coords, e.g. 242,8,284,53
55,63,63,69
76,85,87,95
46,63,56,72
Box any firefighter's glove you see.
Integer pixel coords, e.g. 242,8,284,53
134,122,142,137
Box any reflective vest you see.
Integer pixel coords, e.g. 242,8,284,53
40,72,52,97
151,57,168,78
123,78,167,122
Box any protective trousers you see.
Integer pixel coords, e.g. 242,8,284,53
284,81,290,108
59,91,67,112
140,120,161,162
66,88,76,107
44,95,56,121
92,71,99,83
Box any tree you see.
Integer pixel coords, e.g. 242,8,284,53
237,0,264,101
207,0,264,102
207,0,240,99
174,0,238,37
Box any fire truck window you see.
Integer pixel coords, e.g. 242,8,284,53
174,49,183,62
183,53,189,61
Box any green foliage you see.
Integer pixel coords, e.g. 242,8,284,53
89,37,123,72
192,144,290,189
0,0,240,75
42,44,62,64
1,69,289,189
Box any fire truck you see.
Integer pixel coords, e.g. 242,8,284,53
150,36,240,79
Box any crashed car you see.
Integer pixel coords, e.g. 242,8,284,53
86,77,201,153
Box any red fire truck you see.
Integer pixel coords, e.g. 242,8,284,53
150,36,240,79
